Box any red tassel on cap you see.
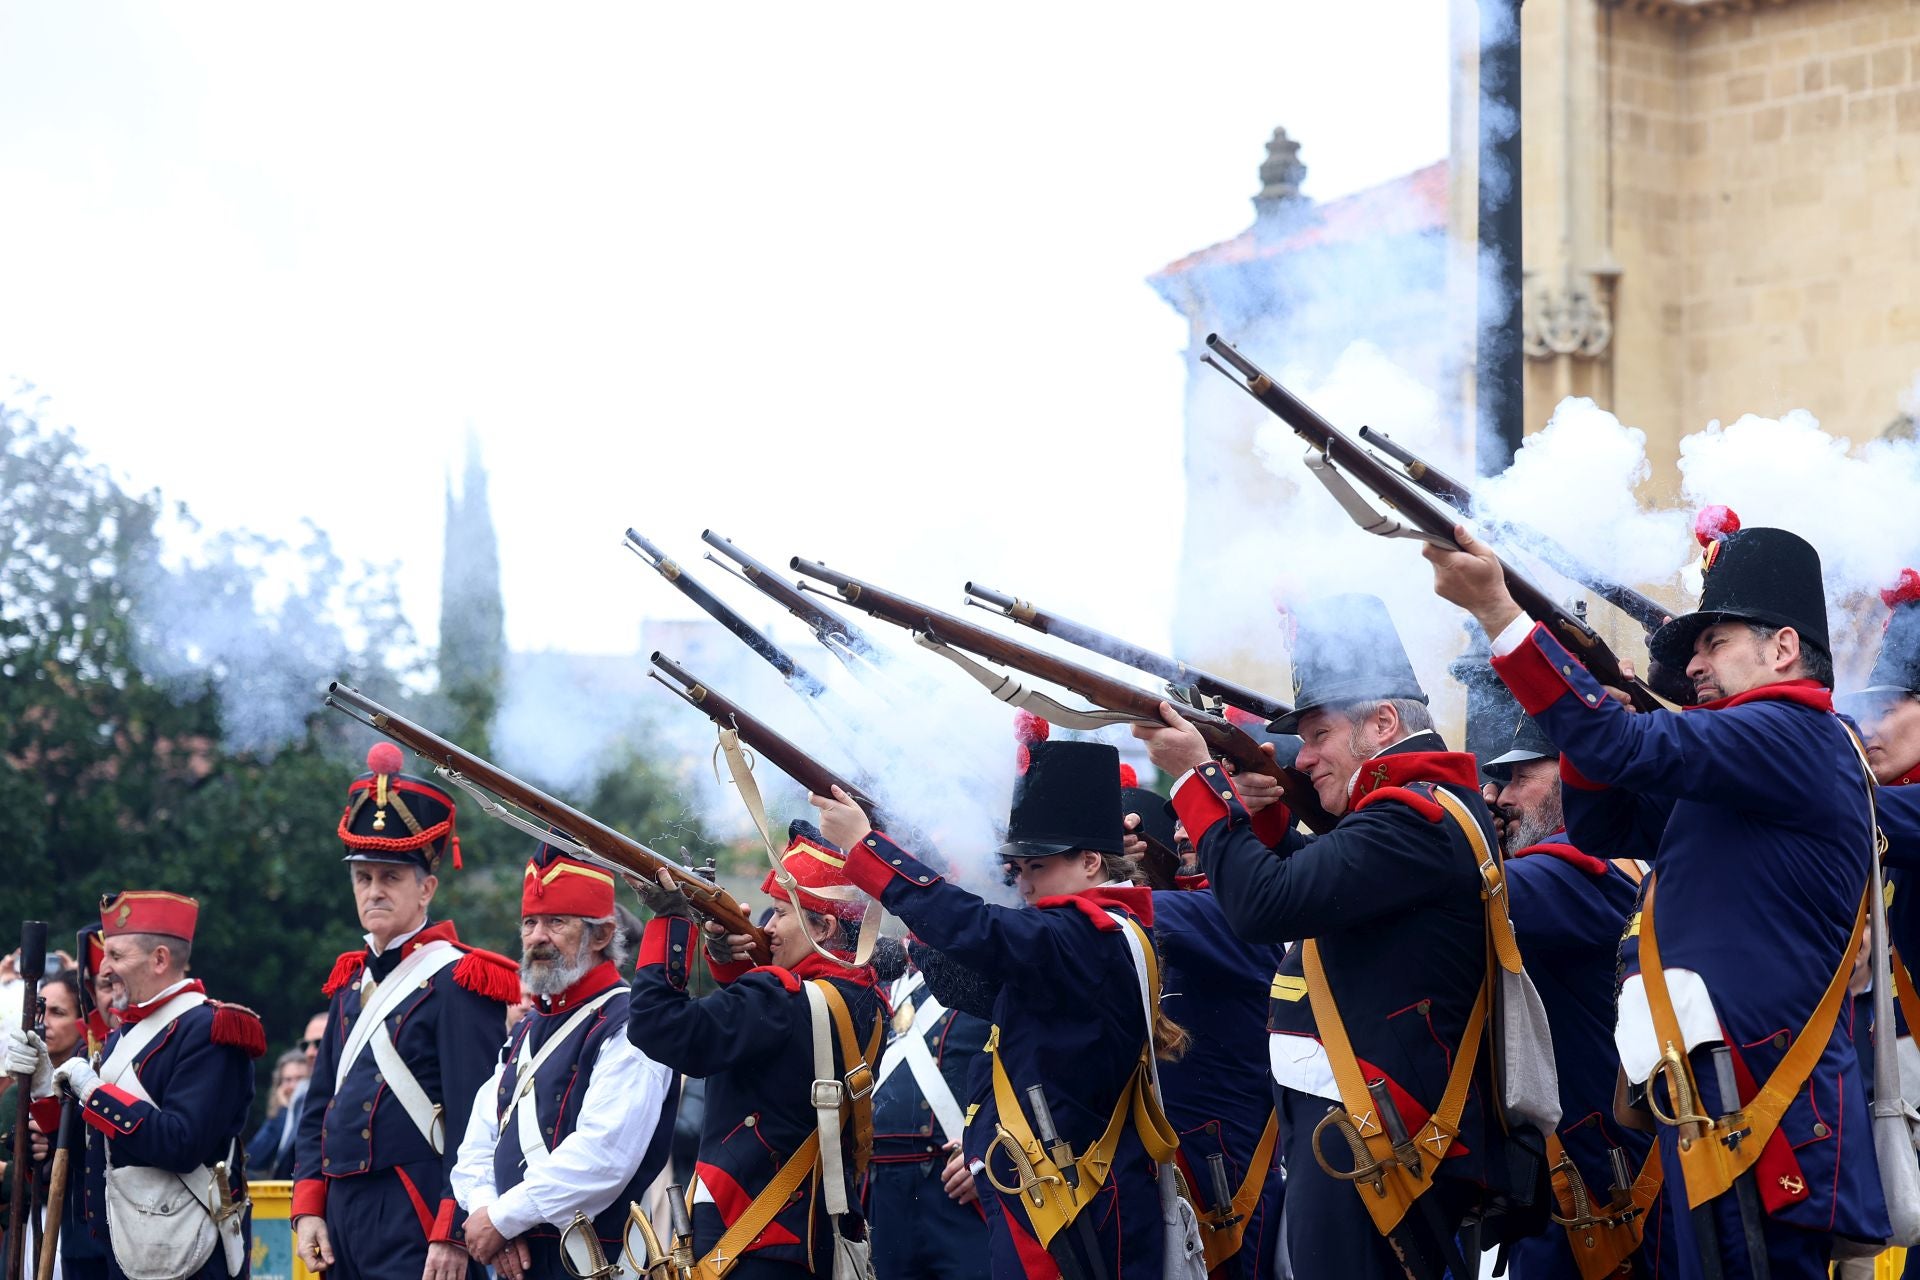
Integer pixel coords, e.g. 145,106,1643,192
1118,764,1139,788
1882,569,1920,610
1693,505,1741,547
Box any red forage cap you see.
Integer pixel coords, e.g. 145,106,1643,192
761,826,865,919
100,890,199,942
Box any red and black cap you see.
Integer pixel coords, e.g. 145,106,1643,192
339,743,461,873
99,890,199,941
1650,517,1831,675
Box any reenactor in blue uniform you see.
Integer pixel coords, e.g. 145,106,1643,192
449,839,678,1279
6,890,264,1280
1136,593,1539,1280
1123,778,1286,1280
815,739,1189,1280
865,953,992,1280
1429,522,1890,1276
625,822,884,1279
293,745,520,1280
1481,711,1656,1280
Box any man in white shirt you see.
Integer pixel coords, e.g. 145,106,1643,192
451,840,675,1280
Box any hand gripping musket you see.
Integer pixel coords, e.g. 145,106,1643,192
625,529,827,698
701,531,880,664
789,558,1339,834
1201,335,1667,714
324,682,772,964
1356,426,1694,705
962,582,1292,723
648,654,889,832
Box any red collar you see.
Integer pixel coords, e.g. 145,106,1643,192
1173,873,1210,892
793,950,879,987
118,979,205,1026
1892,770,1920,787
535,960,623,1014
1348,750,1481,810
393,919,460,958
1031,884,1156,930
1689,679,1832,714
1510,832,1611,878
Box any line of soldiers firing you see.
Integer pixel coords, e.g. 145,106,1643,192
9,353,1920,1280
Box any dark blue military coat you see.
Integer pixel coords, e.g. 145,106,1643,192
78,981,261,1280
625,915,882,1274
292,920,518,1264
1151,883,1284,1280
1494,621,1889,1246
1503,834,1653,1279
843,834,1171,1280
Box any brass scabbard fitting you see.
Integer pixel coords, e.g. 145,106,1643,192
1645,1041,1714,1147
985,1126,1064,1208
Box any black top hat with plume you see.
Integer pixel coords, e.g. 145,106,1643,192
338,743,461,873
998,740,1125,861
1269,593,1427,734
1648,515,1831,675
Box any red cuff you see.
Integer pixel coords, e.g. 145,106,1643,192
430,1197,462,1244
1171,766,1237,844
1249,797,1295,848
291,1178,329,1220
1490,622,1580,716
1559,754,1609,792
844,834,905,898
82,1084,144,1136
637,917,676,968
705,950,755,985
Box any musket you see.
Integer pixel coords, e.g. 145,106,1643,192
625,529,826,697
324,682,771,963
701,530,879,660
648,654,888,830
962,582,1292,723
1356,426,1694,704
7,921,46,1280
789,559,1338,833
1202,336,1665,714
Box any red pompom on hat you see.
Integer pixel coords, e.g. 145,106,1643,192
1882,568,1920,611
761,822,866,919
99,890,199,942
1118,763,1139,788
367,742,404,777
340,742,461,871
1013,710,1051,745
1693,505,1742,547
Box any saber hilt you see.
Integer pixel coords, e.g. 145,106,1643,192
667,1186,696,1277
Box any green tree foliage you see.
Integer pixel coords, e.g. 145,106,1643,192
0,392,709,1093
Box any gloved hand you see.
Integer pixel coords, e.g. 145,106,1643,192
623,870,695,921
3,1027,52,1099
53,1056,101,1103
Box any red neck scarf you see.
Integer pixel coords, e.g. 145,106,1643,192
118,979,205,1026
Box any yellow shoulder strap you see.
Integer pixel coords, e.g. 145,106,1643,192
1638,872,1866,1209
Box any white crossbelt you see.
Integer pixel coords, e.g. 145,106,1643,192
338,940,464,1153
876,979,965,1147
502,989,625,1171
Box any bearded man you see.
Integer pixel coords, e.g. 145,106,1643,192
448,839,676,1280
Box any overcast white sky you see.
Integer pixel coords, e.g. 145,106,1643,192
0,3,1450,657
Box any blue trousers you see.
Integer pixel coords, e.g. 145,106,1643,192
325,1166,483,1280
867,1161,990,1280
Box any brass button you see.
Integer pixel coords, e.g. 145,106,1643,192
744,1116,757,1128
1416,1000,1432,1015
1812,1122,1830,1138
1561,665,1572,675
362,1101,372,1112
1773,1031,1789,1048
361,1128,372,1139
323,1158,331,1168
1219,790,1233,800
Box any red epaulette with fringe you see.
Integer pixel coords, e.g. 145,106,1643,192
322,950,366,998
208,1002,268,1059
452,945,521,1005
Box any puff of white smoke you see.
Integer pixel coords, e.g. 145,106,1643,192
1678,410,1920,599
1475,397,1691,594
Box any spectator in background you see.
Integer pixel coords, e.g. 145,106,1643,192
248,1048,313,1179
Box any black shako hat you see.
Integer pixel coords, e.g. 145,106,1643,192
1854,572,1920,699
339,743,461,873
1483,712,1558,784
1648,527,1831,673
1269,593,1427,734
997,740,1125,861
